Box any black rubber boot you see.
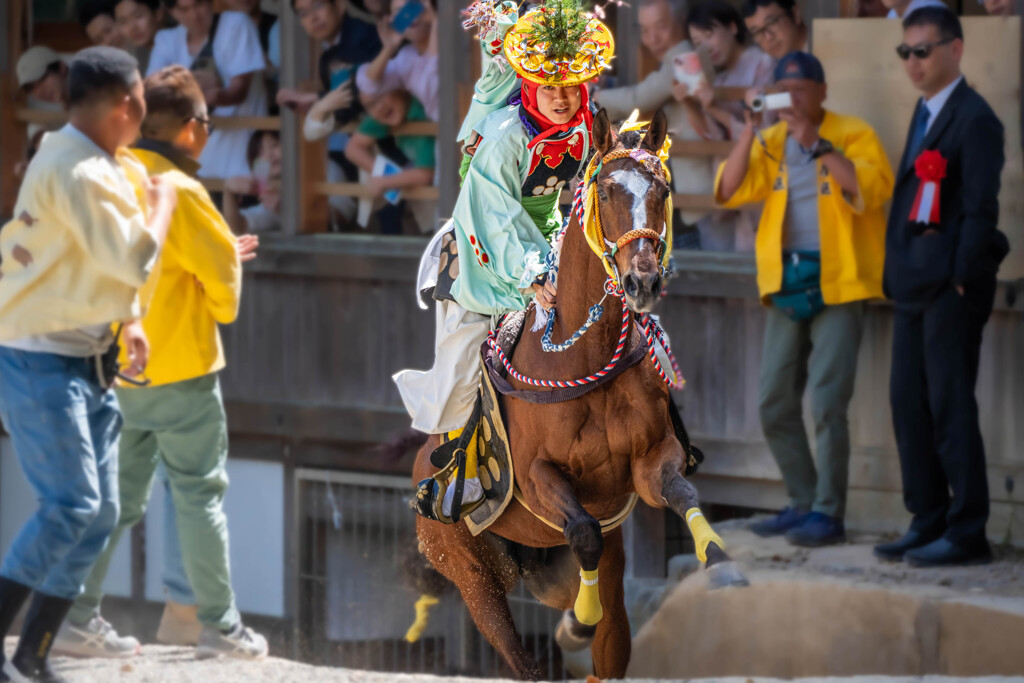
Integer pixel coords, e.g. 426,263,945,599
6,592,73,683
0,577,34,680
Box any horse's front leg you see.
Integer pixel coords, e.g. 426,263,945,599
633,437,749,588
524,458,605,625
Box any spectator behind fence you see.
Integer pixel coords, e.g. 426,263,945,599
113,0,165,75
224,130,283,233
147,0,268,180
742,0,809,60
357,0,439,122
674,0,774,251
224,0,280,108
345,90,436,233
79,0,127,48
716,52,893,547
883,0,947,19
0,47,175,683
592,0,711,248
874,8,1009,568
52,65,269,662
277,0,382,229
16,46,68,175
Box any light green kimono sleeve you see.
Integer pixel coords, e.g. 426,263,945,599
448,111,551,316
457,4,520,142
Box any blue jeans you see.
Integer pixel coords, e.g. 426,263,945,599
157,465,196,606
0,347,121,600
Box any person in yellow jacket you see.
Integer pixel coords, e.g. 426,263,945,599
52,65,268,663
716,52,893,547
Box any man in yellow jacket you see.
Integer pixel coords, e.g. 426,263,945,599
716,52,893,547
52,65,268,662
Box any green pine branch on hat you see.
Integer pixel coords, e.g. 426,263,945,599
529,0,596,60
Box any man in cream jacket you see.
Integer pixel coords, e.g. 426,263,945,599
0,47,175,683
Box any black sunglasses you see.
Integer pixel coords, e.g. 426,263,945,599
187,114,214,132
895,38,953,61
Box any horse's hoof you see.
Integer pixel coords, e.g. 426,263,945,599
555,609,596,652
705,560,749,589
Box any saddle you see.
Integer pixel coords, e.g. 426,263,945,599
420,309,704,535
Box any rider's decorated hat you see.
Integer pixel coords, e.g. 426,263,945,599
503,0,615,88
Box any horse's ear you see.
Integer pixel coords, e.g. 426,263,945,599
641,109,668,155
593,108,614,156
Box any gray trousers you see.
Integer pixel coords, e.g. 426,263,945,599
758,301,866,518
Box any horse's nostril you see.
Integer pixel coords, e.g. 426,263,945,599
650,276,662,294
623,274,639,298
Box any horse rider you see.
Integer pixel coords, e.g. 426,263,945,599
393,0,616,523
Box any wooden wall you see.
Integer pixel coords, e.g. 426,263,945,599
220,239,1024,545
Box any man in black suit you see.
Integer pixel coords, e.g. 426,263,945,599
876,7,1009,567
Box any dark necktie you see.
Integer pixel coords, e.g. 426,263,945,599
904,103,931,173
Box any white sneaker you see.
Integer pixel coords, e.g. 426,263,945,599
51,615,140,659
195,623,268,661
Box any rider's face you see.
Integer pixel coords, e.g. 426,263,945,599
536,85,582,125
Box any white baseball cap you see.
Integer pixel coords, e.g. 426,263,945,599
17,46,62,88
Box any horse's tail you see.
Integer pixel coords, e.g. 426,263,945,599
375,427,429,463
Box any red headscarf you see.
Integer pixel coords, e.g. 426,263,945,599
519,79,593,149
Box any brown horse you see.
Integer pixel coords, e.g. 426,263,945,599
412,109,746,680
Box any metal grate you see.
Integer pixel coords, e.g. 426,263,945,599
293,469,569,679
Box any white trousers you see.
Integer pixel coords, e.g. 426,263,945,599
393,299,491,434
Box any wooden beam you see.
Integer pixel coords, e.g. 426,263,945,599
437,0,461,222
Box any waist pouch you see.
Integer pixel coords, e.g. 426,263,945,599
770,251,825,322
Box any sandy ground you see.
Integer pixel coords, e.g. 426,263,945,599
3,640,1022,683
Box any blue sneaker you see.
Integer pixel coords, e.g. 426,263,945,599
750,507,810,537
785,511,846,547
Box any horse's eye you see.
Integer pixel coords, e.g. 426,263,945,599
661,187,671,202
597,188,609,202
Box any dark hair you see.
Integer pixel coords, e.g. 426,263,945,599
164,0,210,10
902,6,963,41
246,129,280,169
141,65,205,140
67,46,140,108
114,0,162,11
688,0,750,45
78,0,117,27
289,0,341,11
741,0,796,20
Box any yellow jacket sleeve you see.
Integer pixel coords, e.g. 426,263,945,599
167,184,242,325
839,124,895,215
713,136,775,210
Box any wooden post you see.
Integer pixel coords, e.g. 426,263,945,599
1,0,24,218
615,1,641,87
437,0,462,221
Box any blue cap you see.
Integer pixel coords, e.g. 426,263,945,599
773,52,825,84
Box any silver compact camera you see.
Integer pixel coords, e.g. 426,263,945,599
750,92,793,112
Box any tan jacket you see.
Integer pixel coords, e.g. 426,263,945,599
0,126,159,342
594,41,714,224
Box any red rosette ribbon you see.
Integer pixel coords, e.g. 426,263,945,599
909,149,947,225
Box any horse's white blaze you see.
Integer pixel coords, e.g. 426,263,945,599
610,169,651,230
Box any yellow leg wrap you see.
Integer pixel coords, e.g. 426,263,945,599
573,569,603,626
686,507,725,563
445,427,479,478
404,594,440,643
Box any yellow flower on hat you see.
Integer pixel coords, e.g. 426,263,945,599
503,0,615,87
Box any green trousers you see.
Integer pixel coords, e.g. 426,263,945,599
68,373,239,630
758,302,865,519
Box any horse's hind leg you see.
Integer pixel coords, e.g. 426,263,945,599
634,437,749,588
415,518,542,680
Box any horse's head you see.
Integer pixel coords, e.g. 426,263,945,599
589,108,670,314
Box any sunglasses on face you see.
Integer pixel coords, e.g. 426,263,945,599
895,38,953,60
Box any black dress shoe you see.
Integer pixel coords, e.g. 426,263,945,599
905,537,993,568
873,529,942,562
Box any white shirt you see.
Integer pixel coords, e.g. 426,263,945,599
887,0,947,19
147,11,267,179
922,74,963,134
2,126,118,357
239,203,280,233
356,45,439,122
